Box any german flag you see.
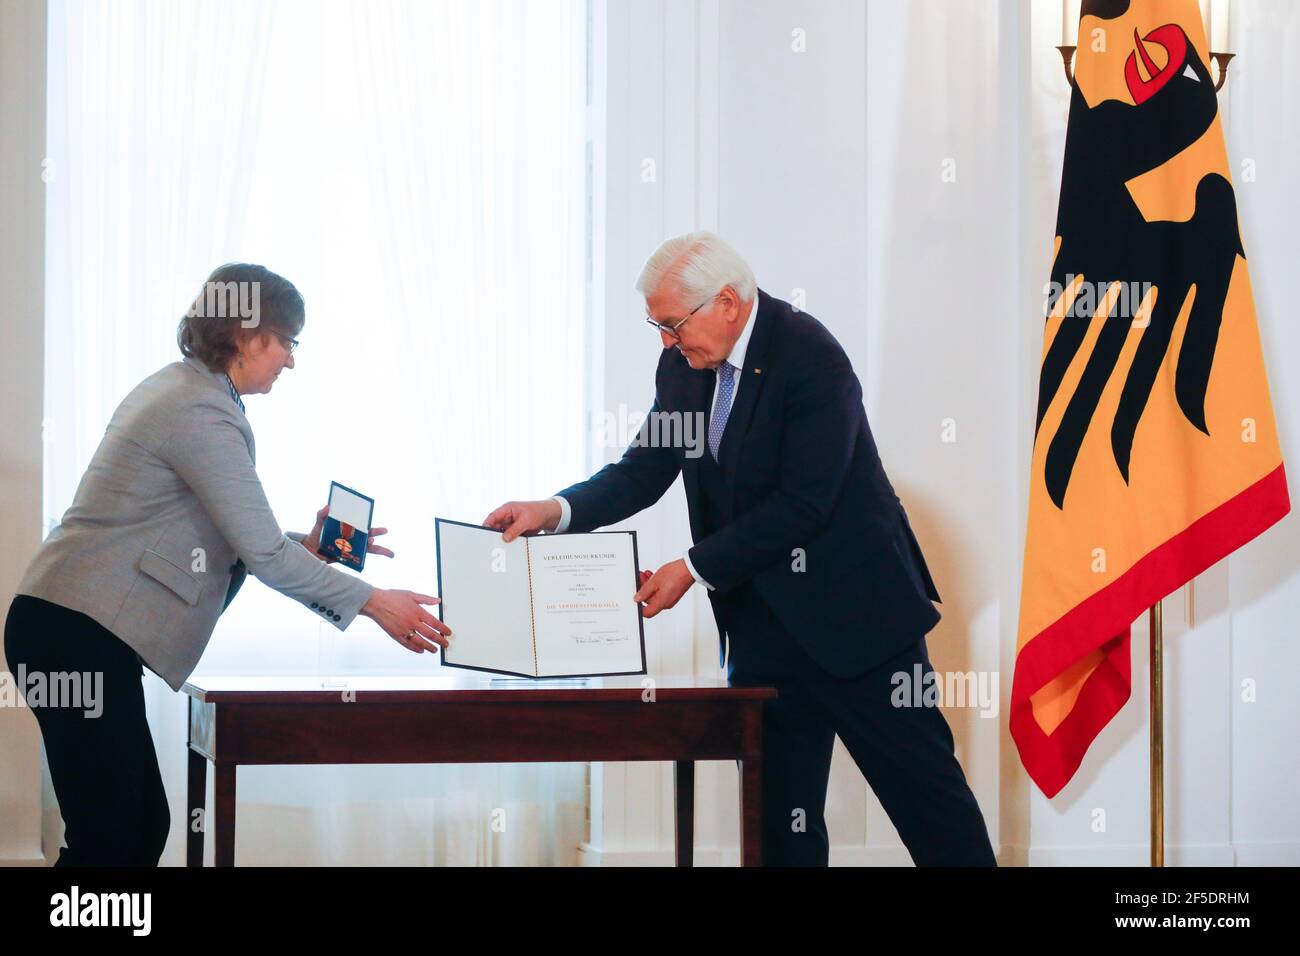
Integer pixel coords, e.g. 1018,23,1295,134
1012,0,1290,797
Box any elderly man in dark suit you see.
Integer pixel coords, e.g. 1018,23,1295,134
486,232,995,866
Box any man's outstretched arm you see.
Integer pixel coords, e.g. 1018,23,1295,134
483,397,682,540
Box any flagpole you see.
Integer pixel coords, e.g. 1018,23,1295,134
1149,600,1164,867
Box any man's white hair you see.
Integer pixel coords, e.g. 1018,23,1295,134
635,231,757,305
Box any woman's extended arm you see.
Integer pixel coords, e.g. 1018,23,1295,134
157,395,448,652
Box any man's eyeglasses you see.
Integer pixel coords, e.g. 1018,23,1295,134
274,331,299,353
644,296,714,341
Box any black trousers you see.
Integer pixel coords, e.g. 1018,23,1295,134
725,589,996,867
4,595,170,866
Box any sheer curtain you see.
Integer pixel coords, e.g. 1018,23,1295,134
45,0,590,865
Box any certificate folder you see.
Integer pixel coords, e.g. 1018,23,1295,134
435,518,647,678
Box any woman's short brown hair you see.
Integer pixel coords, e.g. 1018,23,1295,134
177,263,305,372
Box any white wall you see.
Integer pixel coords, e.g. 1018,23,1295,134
1218,0,1300,865
587,0,1013,865
578,0,728,864
589,0,1299,865
1015,0,1299,867
0,0,48,865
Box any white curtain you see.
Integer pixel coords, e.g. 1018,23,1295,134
44,0,275,531
45,0,589,865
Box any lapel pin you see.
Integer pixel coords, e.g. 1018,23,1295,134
753,368,762,375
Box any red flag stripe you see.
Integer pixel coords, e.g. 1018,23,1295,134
1012,463,1290,796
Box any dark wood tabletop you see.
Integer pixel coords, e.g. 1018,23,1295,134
182,673,774,867
183,673,773,703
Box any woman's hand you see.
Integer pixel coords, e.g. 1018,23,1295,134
361,589,451,654
301,505,395,562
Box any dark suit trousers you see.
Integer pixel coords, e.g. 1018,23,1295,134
725,589,996,866
4,595,171,866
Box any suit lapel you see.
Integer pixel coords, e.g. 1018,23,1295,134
672,292,776,519
680,362,714,504
718,289,775,474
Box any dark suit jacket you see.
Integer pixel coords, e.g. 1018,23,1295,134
556,289,941,678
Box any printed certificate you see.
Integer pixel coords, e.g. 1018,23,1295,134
435,519,647,678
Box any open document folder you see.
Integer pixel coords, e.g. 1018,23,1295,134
435,519,647,678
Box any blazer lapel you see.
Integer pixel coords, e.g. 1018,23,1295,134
181,356,256,461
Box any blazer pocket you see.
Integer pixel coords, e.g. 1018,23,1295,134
139,549,204,607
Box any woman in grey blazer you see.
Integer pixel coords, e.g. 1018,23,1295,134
3,263,450,866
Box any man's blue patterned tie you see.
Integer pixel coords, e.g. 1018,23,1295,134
708,361,736,461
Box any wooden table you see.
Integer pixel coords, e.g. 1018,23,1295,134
182,675,775,866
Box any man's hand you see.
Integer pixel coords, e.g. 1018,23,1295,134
301,505,395,562
483,499,563,542
634,559,695,619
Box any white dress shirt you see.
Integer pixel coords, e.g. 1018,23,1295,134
553,295,758,592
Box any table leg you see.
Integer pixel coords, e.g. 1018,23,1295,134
186,748,206,867
674,760,695,867
739,757,762,867
214,762,237,867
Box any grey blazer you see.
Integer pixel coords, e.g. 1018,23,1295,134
16,356,374,691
